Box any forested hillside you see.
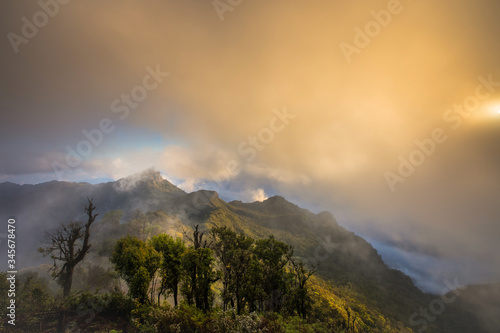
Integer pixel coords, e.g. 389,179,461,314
0,170,497,332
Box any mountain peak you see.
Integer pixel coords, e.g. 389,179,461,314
134,168,164,182
266,195,286,201
252,195,300,213
317,211,338,227
114,168,184,195
264,195,295,206
183,189,221,207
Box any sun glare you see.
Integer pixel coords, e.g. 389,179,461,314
463,101,500,125
481,101,500,118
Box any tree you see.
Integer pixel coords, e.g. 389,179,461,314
253,236,293,312
288,259,316,318
181,225,218,312
110,236,161,304
99,210,123,229
231,232,253,314
150,234,186,306
185,224,211,249
93,210,124,257
181,247,218,311
211,227,236,311
38,198,98,332
211,226,253,314
124,210,147,240
17,273,54,328
39,198,98,298
243,254,265,312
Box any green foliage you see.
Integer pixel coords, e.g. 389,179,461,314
210,227,313,318
56,289,135,332
11,182,490,332
70,263,119,293
0,272,9,329
64,290,134,317
93,210,124,257
23,196,463,332
17,272,54,311
103,289,136,317
94,209,184,258
181,246,218,311
150,234,186,306
211,226,253,314
100,210,123,229
110,235,161,303
0,272,56,331
124,210,181,241
86,264,119,292
253,235,294,313
129,303,359,333
131,303,266,333
284,260,316,319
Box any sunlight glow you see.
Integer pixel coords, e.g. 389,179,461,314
478,101,500,119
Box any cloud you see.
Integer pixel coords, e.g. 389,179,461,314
250,188,268,203
1,0,500,289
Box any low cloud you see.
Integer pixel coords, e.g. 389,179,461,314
1,0,500,290
250,188,268,202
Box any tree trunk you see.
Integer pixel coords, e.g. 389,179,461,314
62,265,74,299
236,282,241,315
57,311,66,333
223,281,228,311
193,267,200,309
58,265,74,331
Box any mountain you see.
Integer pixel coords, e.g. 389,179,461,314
434,283,500,332
0,169,185,269
0,169,497,332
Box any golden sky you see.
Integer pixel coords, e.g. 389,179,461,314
1,0,500,290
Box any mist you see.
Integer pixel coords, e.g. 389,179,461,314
1,0,500,297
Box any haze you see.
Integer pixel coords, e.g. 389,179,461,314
1,0,499,293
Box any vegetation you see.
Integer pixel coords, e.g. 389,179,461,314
109,225,315,320
37,198,98,331
150,234,185,307
38,198,98,298
110,236,161,304
2,183,492,332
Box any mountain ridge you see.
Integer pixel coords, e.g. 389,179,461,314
1,169,497,332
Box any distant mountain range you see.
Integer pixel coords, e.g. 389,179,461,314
0,169,498,332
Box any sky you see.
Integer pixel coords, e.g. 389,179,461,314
1,0,500,293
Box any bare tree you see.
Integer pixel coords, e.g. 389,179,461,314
39,198,98,332
40,198,98,297
183,224,212,249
